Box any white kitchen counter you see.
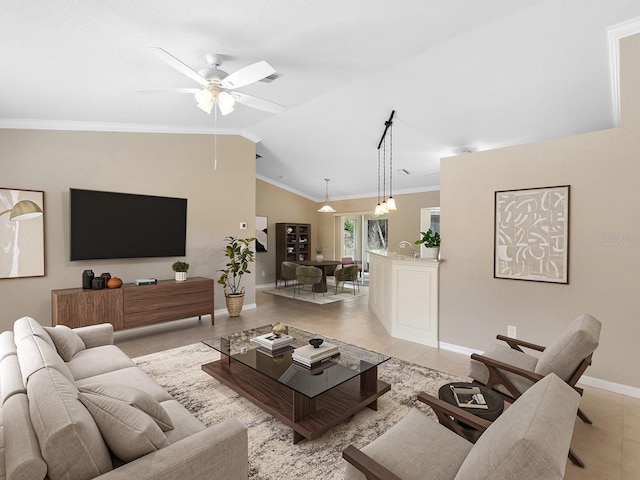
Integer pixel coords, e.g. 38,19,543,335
367,250,440,348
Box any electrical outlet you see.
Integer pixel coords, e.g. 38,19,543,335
507,325,517,338
240,222,247,229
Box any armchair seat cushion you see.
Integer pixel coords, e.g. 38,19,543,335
344,408,472,480
468,343,538,396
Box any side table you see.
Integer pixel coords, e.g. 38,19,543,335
438,382,504,443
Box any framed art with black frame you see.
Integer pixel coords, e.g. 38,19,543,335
494,185,569,284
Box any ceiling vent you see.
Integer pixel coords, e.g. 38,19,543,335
397,168,411,175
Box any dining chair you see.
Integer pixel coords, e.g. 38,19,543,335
294,266,323,299
341,257,363,278
279,261,298,289
334,264,359,295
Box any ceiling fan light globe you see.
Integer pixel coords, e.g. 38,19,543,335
194,88,214,105
218,91,236,115
196,100,213,114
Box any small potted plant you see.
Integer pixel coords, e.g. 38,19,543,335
315,246,324,263
172,260,189,282
414,229,441,259
217,236,255,317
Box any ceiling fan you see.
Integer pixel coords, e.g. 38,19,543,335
136,48,285,116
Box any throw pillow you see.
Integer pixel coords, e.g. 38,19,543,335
79,383,174,431
43,325,85,361
78,392,169,462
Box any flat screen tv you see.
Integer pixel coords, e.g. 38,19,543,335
70,188,187,261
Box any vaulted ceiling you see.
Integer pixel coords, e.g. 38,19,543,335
2,1,640,202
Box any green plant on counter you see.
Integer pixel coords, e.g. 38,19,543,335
414,229,440,247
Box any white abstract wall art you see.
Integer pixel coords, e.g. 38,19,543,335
0,188,45,279
494,185,569,284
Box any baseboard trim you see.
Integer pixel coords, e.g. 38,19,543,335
214,303,257,317
439,341,640,399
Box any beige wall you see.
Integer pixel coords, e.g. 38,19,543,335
440,34,640,390
0,130,256,330
254,183,440,285
255,180,319,285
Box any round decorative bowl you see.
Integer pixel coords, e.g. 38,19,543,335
309,338,324,348
107,277,123,289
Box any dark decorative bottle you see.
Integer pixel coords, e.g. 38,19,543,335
82,270,94,290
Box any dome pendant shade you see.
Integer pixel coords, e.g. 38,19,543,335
386,196,397,210
317,179,336,213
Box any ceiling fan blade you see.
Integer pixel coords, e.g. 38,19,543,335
150,47,209,87
232,92,285,114
135,88,200,94
221,61,276,89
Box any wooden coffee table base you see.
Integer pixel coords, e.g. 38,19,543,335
202,356,391,444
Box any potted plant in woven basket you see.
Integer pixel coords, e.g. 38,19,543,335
217,236,255,317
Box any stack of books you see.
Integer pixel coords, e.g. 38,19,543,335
450,385,488,409
292,342,340,369
251,333,294,356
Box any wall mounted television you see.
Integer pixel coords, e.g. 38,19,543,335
70,188,187,261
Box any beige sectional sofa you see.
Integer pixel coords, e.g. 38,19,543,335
0,317,248,480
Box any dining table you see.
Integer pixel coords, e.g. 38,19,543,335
297,259,342,293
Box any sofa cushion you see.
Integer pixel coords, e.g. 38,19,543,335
78,392,169,463
160,399,206,444
3,393,47,480
15,336,74,386
79,384,173,432
27,368,112,480
44,326,86,362
0,355,26,405
13,317,55,350
0,331,16,362
65,345,135,381
75,366,173,402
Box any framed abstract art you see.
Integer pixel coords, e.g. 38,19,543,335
0,188,45,279
494,185,569,283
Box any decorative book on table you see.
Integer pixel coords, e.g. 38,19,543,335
292,342,339,364
251,333,294,351
450,385,488,409
292,351,340,369
134,278,157,285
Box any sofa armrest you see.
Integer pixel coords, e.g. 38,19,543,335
72,324,114,348
93,419,248,480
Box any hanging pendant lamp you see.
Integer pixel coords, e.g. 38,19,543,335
318,179,336,213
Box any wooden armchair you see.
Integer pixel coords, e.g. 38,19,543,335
342,374,579,480
468,313,601,467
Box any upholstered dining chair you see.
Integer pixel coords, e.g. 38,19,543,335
342,373,580,480
294,266,323,298
467,312,601,467
279,261,298,289
341,257,363,278
334,264,359,295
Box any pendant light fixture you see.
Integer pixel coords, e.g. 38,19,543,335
374,110,397,214
318,178,336,213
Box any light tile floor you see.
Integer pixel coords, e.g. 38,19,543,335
115,288,639,479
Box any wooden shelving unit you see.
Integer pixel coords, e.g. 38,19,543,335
275,223,311,280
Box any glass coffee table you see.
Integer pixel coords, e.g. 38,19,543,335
202,324,391,444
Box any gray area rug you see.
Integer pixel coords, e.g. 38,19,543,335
263,282,368,305
134,342,463,480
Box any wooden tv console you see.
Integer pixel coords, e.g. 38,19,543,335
52,277,214,331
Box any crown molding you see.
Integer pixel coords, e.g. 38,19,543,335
0,117,252,138
608,16,640,127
